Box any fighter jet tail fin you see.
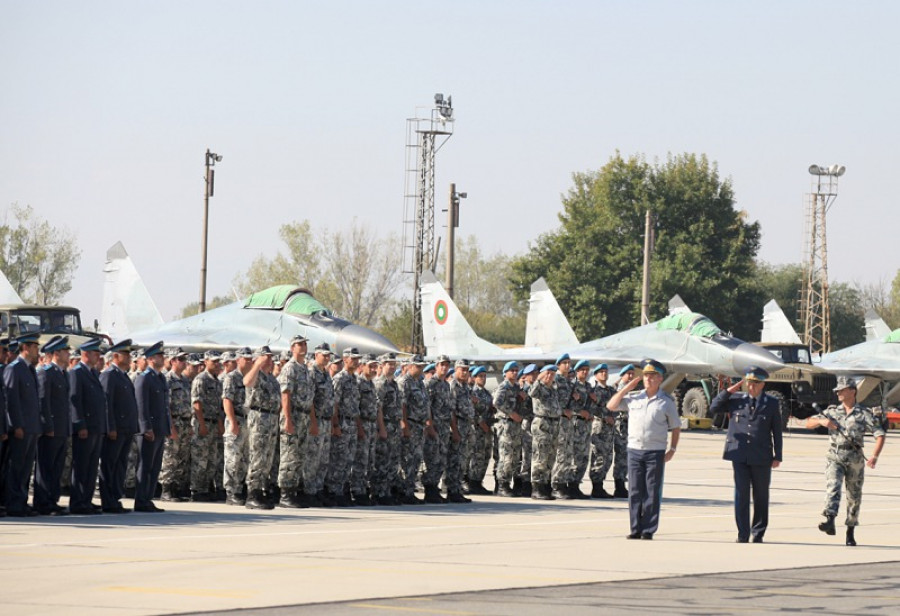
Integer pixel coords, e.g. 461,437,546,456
419,271,504,358
0,267,24,304
525,277,579,350
760,299,802,344
668,294,691,315
100,241,164,340
864,309,892,342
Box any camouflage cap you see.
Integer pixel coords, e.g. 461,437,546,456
834,376,857,392
236,347,253,359
219,351,237,362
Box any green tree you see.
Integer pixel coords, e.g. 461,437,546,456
0,203,81,304
510,153,763,341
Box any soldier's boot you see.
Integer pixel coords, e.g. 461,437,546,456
225,490,246,506
447,491,472,504
591,481,614,499
493,473,500,495
613,479,629,498
400,492,424,505
352,492,373,506
846,526,857,546
818,515,836,535
160,484,179,502
279,490,306,509
191,491,212,503
375,494,395,506
469,481,491,496
497,482,515,497
532,482,554,501
332,492,352,507
461,478,473,495
520,480,532,498
569,481,590,500
552,484,573,500
245,489,274,510
423,485,444,504
317,490,336,508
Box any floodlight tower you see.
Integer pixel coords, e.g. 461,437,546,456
401,94,454,353
800,164,845,356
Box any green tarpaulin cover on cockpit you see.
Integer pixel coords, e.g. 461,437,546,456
886,329,900,343
656,312,722,338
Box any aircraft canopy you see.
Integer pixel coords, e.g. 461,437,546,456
656,312,722,338
244,286,330,316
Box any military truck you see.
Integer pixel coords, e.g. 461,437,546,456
677,342,837,428
0,304,109,348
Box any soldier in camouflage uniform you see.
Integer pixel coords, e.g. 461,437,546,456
215,353,236,501
244,347,280,510
570,360,594,499
421,355,452,504
467,366,494,495
446,359,475,503
304,343,335,506
397,355,429,505
807,377,886,546
160,349,192,501
551,354,577,500
190,351,223,501
493,361,524,497
372,353,401,505
588,363,616,499
517,364,537,495
610,364,635,498
351,354,379,505
529,364,561,500
327,347,362,507
221,348,255,506
277,335,313,508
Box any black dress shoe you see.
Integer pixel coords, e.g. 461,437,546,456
69,505,101,515
7,508,40,517
751,535,764,543
641,533,654,540
91,504,103,512
736,537,749,543
134,502,165,513
103,505,132,514
627,532,642,539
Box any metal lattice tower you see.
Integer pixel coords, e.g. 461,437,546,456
799,164,845,356
401,94,454,353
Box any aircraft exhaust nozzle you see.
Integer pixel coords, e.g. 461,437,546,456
732,342,785,376
335,324,399,357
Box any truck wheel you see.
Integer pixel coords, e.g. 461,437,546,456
768,391,790,429
682,387,709,419
671,387,684,415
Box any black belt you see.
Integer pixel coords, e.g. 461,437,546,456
832,443,861,451
249,406,278,414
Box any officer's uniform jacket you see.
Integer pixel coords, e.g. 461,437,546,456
4,356,41,434
136,368,170,435
37,362,71,436
69,360,108,434
710,390,783,465
100,364,139,435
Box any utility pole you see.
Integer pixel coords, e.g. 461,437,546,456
445,183,466,299
199,149,222,314
640,209,655,325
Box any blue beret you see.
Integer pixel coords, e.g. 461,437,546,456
142,341,165,358
77,338,103,352
503,361,519,373
619,363,635,376
573,359,590,371
522,363,537,376
516,369,524,380
423,363,436,373
593,363,609,374
41,335,70,354
744,366,769,382
555,353,570,365
540,364,558,373
471,366,486,377
640,358,667,377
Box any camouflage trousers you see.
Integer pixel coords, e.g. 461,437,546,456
61,437,73,489
399,421,426,496
372,420,402,498
159,416,193,488
446,419,472,494
467,422,493,483
278,410,309,491
572,416,592,483
247,410,279,492
530,416,559,484
551,416,575,488
823,449,866,526
302,417,330,496
519,417,533,481
190,417,220,493
215,434,225,491
327,419,358,495
350,419,376,496
589,418,616,483
612,418,628,481
223,415,249,494
123,439,137,489
422,417,451,488
495,419,524,485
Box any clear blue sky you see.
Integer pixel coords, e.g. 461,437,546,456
2,1,898,325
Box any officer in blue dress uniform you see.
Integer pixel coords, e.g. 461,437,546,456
710,366,783,543
134,341,171,513
3,333,43,516
34,335,72,515
99,339,139,513
68,338,108,515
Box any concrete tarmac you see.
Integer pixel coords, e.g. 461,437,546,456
2,428,898,615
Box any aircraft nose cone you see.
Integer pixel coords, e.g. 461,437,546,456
335,324,399,357
732,342,784,376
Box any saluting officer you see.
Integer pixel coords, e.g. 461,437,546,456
3,333,43,516
34,336,72,516
99,339,139,513
710,367,783,543
68,338,108,515
134,341,170,513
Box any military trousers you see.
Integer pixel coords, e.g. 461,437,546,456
223,415,249,495
247,410,279,492
495,419,524,485
467,422,492,483
159,416,192,489
33,433,68,511
70,432,102,510
327,419,358,495
422,416,451,488
372,420,402,498
551,415,575,488
627,448,666,536
823,448,866,526
99,431,135,508
446,419,472,494
278,410,308,491
400,421,426,496
190,417,219,493
351,419,376,496
5,433,37,513
135,432,165,508
519,417,533,481
530,416,559,485
572,416,592,483
589,418,616,483
302,417,330,496
733,461,771,540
